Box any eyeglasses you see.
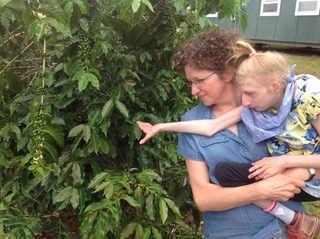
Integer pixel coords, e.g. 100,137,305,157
187,72,215,87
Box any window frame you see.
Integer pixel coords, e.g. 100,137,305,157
206,13,218,18
295,0,320,16
260,0,282,16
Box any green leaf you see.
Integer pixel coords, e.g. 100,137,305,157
88,211,98,224
0,146,14,158
87,72,100,89
138,169,162,183
74,0,89,14
159,198,168,224
84,199,109,212
46,17,72,38
9,123,21,139
82,125,91,143
103,182,114,199
68,124,85,138
63,2,73,22
90,129,101,154
134,123,142,141
79,19,89,32
94,212,107,239
195,0,202,16
115,100,129,118
70,188,80,209
100,139,110,155
164,198,182,218
19,154,32,166
145,194,155,220
122,195,140,208
106,204,120,223
35,20,48,41
88,109,100,127
88,172,108,188
155,83,168,101
131,0,141,13
135,224,143,238
121,222,137,239
152,227,162,239
101,100,114,118
142,0,154,12
43,142,58,160
101,41,112,55
173,0,184,12
78,73,89,92
134,187,143,206
72,163,82,184
43,125,64,147
55,186,73,202
141,227,151,239
0,0,13,7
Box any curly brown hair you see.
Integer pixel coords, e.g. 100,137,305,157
175,27,242,78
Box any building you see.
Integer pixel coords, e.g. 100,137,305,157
208,0,320,48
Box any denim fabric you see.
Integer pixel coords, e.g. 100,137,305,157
177,103,306,239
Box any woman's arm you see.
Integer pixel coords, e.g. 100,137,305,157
137,106,243,144
185,159,305,212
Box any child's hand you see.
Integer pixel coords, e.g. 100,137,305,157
136,121,160,144
248,156,287,180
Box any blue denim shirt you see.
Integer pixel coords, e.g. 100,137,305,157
177,103,306,239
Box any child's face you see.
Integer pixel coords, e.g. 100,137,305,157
239,79,278,111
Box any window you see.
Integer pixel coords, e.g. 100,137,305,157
260,0,282,16
295,0,320,16
206,13,218,18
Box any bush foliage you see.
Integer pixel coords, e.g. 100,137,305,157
0,0,247,238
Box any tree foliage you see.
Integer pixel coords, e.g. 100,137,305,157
0,0,248,238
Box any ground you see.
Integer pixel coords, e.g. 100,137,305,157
34,214,80,239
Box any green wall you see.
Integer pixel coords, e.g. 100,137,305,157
209,0,320,47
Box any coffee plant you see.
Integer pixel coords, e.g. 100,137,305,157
0,0,248,238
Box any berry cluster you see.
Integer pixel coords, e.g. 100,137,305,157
77,30,91,58
158,0,176,33
32,105,45,164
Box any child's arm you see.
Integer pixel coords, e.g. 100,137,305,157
137,106,243,144
248,115,320,180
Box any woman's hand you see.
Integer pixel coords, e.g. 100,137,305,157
136,121,160,144
248,156,289,180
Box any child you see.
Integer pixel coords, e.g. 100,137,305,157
137,41,320,238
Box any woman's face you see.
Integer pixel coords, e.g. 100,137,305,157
239,79,278,111
184,65,232,107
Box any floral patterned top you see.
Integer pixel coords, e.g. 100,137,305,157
267,74,320,156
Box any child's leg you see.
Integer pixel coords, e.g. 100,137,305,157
215,162,255,187
291,190,319,202
215,162,296,225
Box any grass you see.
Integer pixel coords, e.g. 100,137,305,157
269,46,320,78
287,54,320,79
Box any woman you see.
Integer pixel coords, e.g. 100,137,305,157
138,28,309,238
139,39,320,238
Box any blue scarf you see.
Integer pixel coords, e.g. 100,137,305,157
241,65,296,143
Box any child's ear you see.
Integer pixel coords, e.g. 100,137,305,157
269,82,281,94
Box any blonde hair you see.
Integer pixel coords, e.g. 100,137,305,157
229,41,290,87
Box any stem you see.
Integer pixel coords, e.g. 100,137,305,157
0,25,23,47
40,37,46,113
0,41,34,75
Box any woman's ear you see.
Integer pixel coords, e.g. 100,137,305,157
225,67,235,82
269,82,281,94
